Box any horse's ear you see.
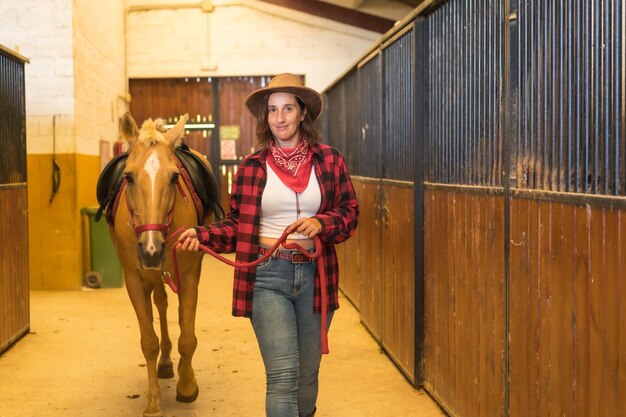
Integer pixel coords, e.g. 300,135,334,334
166,114,188,149
120,112,139,147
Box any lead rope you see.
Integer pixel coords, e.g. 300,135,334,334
166,227,330,354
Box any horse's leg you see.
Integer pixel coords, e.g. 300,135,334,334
175,260,201,402
125,271,164,417
152,283,174,379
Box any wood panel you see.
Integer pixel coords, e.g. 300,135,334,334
260,0,395,33
337,178,377,310
354,179,382,339
336,212,360,310
423,188,505,417
0,187,29,353
218,164,235,217
218,76,270,160
381,182,415,381
129,78,215,157
509,198,626,417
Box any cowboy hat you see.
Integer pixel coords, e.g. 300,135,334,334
245,73,323,121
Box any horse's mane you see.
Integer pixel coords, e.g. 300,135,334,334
137,119,168,146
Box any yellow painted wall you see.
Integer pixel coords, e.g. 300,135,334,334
28,153,101,290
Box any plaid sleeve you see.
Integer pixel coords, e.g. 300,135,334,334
193,162,246,253
195,220,237,252
313,146,359,244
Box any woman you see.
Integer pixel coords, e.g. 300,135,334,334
178,73,359,417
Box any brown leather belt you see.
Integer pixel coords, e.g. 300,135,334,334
258,246,312,264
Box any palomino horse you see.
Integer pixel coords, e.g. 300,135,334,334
103,112,216,417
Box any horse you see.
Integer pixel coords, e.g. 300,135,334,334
98,112,218,417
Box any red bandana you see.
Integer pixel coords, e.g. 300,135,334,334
267,139,313,193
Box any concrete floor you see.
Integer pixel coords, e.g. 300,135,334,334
0,254,445,417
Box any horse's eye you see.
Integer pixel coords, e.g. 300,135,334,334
170,172,180,184
124,172,135,184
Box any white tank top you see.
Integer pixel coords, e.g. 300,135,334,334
260,162,321,239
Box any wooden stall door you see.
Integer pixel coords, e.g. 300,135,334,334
334,184,363,311
345,178,416,383
0,46,30,353
338,26,417,384
423,189,506,417
352,178,383,338
508,200,626,417
381,181,415,381
0,187,29,353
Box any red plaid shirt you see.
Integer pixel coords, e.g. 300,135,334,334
195,143,359,317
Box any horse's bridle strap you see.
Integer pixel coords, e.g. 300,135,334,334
134,223,168,234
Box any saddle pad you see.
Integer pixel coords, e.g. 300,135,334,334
95,152,128,222
174,144,225,220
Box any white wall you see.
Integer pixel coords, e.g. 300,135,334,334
72,0,126,156
0,0,126,156
124,0,381,92
0,0,75,154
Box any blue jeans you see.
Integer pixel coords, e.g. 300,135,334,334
251,252,333,417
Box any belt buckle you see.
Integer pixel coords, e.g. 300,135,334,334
291,252,311,264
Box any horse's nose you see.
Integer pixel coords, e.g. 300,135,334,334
137,232,166,269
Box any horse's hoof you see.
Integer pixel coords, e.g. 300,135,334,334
142,410,163,417
176,385,199,403
157,363,174,379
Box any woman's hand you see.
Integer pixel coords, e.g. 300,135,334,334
287,217,322,238
177,228,201,252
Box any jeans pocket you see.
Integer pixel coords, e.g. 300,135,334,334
256,255,272,269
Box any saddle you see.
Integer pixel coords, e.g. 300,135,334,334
95,143,224,224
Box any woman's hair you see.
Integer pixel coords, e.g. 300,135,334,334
255,94,321,148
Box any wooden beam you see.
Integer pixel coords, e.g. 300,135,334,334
260,0,396,33
346,0,366,7
400,0,426,7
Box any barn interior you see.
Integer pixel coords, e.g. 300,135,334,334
2,1,625,417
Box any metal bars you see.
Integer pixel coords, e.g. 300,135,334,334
515,0,625,195
0,49,28,185
383,28,415,182
357,55,383,178
322,0,625,196
428,1,505,187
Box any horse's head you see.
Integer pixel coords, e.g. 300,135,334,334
120,112,188,270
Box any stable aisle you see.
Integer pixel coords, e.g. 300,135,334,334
0,254,445,417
